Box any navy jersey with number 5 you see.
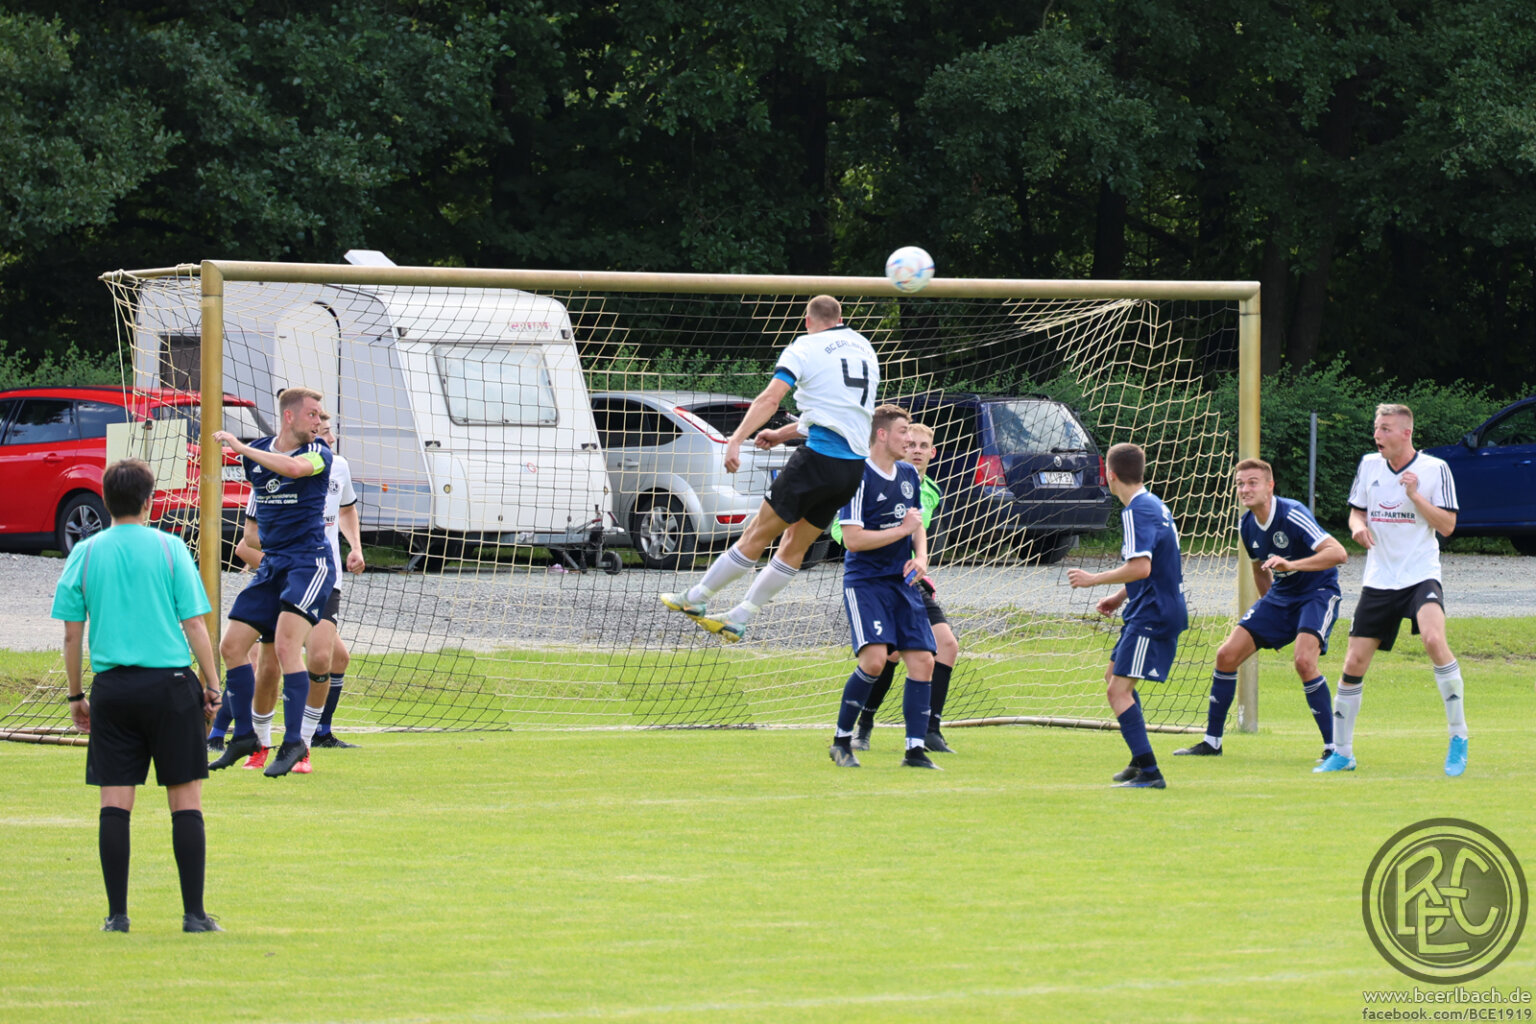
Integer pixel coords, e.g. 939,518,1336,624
1120,489,1188,636
1239,496,1336,597
242,437,332,559
837,460,923,583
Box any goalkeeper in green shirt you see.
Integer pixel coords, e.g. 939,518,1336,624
833,422,960,752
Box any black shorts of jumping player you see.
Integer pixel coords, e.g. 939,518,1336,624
1348,579,1445,652
764,446,866,530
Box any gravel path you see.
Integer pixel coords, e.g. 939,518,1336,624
2,549,1533,654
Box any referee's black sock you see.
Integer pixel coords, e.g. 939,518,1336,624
171,810,206,919
99,806,131,917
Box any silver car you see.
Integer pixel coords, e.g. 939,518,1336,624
590,391,801,568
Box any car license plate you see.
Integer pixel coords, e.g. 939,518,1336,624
1038,471,1075,487
221,465,245,482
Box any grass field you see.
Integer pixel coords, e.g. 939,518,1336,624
1,631,1533,1024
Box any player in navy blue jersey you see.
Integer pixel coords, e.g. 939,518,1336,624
206,386,336,778
1175,458,1346,762
827,405,939,770
1068,443,1188,789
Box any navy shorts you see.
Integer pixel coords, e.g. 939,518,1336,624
1110,628,1179,682
842,577,936,655
86,666,208,788
1237,587,1342,653
1349,580,1445,652
230,552,338,634
765,446,866,530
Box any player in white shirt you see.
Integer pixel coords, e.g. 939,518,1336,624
1318,403,1466,776
661,295,878,643
222,412,365,772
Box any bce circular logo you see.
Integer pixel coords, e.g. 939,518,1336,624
1362,819,1527,983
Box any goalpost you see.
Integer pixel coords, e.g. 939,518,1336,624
2,260,1260,742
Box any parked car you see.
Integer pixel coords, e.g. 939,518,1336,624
1424,395,1536,555
589,391,803,568
0,385,269,555
900,391,1113,564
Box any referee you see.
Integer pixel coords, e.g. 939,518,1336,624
51,458,224,933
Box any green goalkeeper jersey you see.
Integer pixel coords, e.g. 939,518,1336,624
830,473,942,547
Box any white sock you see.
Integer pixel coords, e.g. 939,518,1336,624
252,710,274,748
1333,683,1362,758
1203,734,1223,750
687,545,757,604
728,557,798,624
299,704,324,747
1434,660,1468,739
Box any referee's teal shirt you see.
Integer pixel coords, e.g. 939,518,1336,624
50,523,212,672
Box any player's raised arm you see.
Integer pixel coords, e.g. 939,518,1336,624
725,378,792,473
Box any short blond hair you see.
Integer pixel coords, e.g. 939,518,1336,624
908,422,935,444
1234,457,1272,478
806,295,842,326
279,386,323,415
1375,403,1413,423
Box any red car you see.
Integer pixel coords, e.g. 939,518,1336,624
0,386,271,555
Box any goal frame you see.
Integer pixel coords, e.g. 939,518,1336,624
99,259,1263,732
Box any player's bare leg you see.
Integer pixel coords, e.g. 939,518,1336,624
1416,601,1468,775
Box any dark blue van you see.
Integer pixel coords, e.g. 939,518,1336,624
902,391,1113,563
1423,395,1536,555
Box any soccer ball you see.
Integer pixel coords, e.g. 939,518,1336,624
885,246,935,293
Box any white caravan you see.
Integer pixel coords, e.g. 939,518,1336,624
127,261,613,561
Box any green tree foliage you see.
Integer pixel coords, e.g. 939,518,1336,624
0,0,1532,396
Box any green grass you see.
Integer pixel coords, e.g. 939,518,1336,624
1,632,1533,1023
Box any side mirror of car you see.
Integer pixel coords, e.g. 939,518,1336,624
1462,431,1478,449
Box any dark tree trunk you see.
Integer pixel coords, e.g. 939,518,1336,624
1259,237,1288,375
1091,184,1127,279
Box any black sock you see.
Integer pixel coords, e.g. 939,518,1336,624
171,810,206,918
1132,751,1159,772
859,662,898,730
928,661,953,733
99,806,131,917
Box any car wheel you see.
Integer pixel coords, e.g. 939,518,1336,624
1022,531,1076,565
632,494,696,570
56,493,108,554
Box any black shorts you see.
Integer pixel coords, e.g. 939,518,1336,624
320,588,341,625
923,591,948,627
764,446,866,530
1348,580,1445,651
85,666,208,788
259,588,340,643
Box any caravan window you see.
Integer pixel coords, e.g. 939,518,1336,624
434,344,559,426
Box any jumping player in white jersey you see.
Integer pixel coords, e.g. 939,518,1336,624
1319,403,1466,776
1176,458,1346,762
661,295,878,643
219,412,365,773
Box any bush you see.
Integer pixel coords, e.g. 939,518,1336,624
0,339,121,390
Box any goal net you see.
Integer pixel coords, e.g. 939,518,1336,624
1,262,1257,741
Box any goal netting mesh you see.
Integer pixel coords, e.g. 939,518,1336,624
1,265,1249,741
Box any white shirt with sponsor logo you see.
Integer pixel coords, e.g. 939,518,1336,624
774,325,879,458
246,451,358,589
1347,451,1458,590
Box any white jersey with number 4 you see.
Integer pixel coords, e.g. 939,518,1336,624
244,450,358,589
1347,451,1458,590
775,325,879,457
